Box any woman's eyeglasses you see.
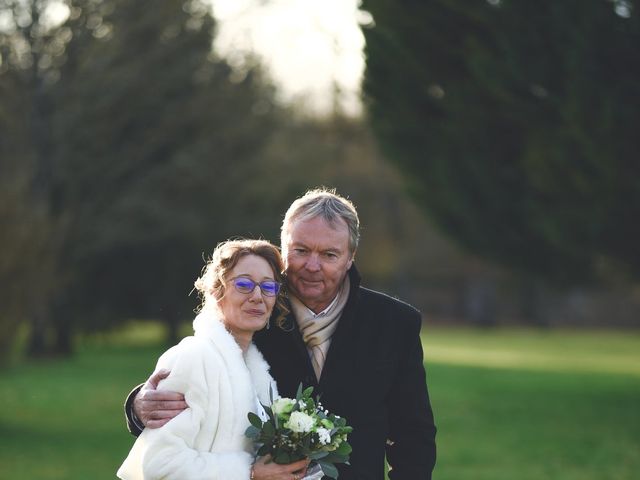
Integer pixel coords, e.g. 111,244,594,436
231,277,280,297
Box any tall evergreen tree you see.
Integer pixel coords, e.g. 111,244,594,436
363,0,640,284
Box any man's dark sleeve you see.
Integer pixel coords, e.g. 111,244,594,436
124,384,145,436
386,311,437,479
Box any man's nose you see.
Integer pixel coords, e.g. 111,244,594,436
305,254,321,272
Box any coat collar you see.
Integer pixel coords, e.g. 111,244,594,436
346,263,362,289
193,308,243,357
192,308,275,404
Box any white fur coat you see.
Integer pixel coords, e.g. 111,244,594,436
117,310,277,480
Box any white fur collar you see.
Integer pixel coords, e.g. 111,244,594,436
192,309,276,404
245,343,278,405
193,309,243,358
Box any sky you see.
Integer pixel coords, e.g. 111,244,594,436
15,0,369,116
210,0,370,116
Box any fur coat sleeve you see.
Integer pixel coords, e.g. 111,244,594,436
117,315,276,480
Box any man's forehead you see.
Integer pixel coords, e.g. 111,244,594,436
287,217,349,246
292,216,347,233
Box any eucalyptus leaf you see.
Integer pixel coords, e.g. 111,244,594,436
245,425,260,439
308,451,330,460
336,442,352,456
323,452,348,464
318,461,339,479
295,383,303,400
248,412,263,429
263,421,275,436
264,405,274,420
322,451,340,462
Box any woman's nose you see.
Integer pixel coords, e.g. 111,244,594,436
248,284,264,301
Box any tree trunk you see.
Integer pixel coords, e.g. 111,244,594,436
51,296,74,356
462,277,497,327
27,310,50,357
519,278,550,327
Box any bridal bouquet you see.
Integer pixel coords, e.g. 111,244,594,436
246,384,352,479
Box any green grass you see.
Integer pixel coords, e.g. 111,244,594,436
0,325,638,479
422,327,640,480
0,342,165,479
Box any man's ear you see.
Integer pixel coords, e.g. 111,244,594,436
347,251,356,269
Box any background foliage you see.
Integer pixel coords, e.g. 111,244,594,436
362,0,640,284
1,0,278,358
0,0,384,361
2,0,640,370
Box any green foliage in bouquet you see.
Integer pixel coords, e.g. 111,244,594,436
246,383,353,479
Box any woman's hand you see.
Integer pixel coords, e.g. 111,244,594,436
251,455,309,480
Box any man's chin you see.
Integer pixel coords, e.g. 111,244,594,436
292,284,324,302
298,286,323,298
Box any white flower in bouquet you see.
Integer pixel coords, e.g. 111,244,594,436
245,384,353,479
285,411,316,433
316,427,331,446
272,397,296,416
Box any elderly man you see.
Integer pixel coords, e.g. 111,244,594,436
124,189,437,479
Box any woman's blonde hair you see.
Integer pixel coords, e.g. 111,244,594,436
194,239,288,327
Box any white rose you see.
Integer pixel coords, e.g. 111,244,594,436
285,411,315,433
272,398,295,416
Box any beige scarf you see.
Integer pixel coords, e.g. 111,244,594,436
289,276,351,381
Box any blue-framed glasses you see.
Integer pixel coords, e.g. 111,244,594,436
231,277,281,297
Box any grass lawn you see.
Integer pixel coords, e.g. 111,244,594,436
0,341,165,479
0,324,638,479
422,327,640,480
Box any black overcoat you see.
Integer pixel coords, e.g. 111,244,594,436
253,266,437,480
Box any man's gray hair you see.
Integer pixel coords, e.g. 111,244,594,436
281,188,360,253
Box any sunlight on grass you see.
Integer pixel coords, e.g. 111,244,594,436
421,327,640,376
2,325,638,480
77,320,171,347
117,321,168,344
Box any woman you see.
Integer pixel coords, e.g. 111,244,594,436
117,239,308,480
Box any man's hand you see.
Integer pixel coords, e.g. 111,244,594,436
133,369,188,429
